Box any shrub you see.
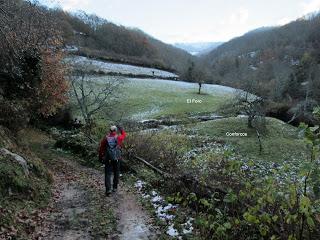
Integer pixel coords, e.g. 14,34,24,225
124,131,192,174
37,51,69,117
45,106,74,129
0,99,30,132
53,130,98,167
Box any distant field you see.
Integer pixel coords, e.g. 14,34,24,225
72,76,235,121
121,78,235,120
69,56,236,121
69,56,179,78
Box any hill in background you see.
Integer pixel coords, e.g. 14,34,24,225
200,14,320,124
51,10,194,74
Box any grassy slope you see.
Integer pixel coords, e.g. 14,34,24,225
121,79,231,119
71,76,232,122
189,116,308,163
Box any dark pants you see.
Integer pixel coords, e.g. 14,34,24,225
105,160,120,192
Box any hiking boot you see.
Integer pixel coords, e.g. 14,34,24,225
112,188,117,193
106,190,112,196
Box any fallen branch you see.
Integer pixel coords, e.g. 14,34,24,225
133,155,169,177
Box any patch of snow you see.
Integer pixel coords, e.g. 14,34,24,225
125,78,237,95
249,65,258,70
248,51,258,58
182,218,194,234
156,204,177,221
166,224,179,237
131,107,160,121
151,195,163,203
134,181,194,237
64,45,79,52
134,180,145,191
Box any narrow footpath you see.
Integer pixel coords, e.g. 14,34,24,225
25,130,158,240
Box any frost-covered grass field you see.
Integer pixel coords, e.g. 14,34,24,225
69,55,235,120
188,116,308,163
120,78,235,120
70,56,178,78
81,76,234,121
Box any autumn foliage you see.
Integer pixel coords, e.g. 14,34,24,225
38,51,69,117
0,0,69,128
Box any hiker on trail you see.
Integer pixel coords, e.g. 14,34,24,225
99,125,126,196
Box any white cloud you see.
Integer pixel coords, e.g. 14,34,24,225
228,7,249,24
56,0,89,11
302,0,320,14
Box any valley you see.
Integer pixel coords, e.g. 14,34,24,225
1,1,320,239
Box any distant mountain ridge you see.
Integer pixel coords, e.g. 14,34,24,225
174,42,223,55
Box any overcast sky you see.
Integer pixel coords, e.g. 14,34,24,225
41,0,320,44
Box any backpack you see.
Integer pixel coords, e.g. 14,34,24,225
104,135,120,162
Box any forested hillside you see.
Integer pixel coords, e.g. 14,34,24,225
202,15,320,124
52,10,194,73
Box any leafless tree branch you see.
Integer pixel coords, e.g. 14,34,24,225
68,62,125,129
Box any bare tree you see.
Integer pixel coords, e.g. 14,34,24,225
198,82,202,94
196,69,206,94
220,90,266,154
69,63,125,133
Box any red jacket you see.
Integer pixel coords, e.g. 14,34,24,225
99,129,126,160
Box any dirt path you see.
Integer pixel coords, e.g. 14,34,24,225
44,158,92,240
42,156,157,240
115,188,157,240
29,136,157,240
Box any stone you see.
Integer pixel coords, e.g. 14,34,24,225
0,148,29,175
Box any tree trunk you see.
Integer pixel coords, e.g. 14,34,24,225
255,129,263,154
248,115,254,128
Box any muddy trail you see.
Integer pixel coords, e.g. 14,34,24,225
30,135,158,240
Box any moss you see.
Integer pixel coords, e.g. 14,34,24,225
0,155,30,197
